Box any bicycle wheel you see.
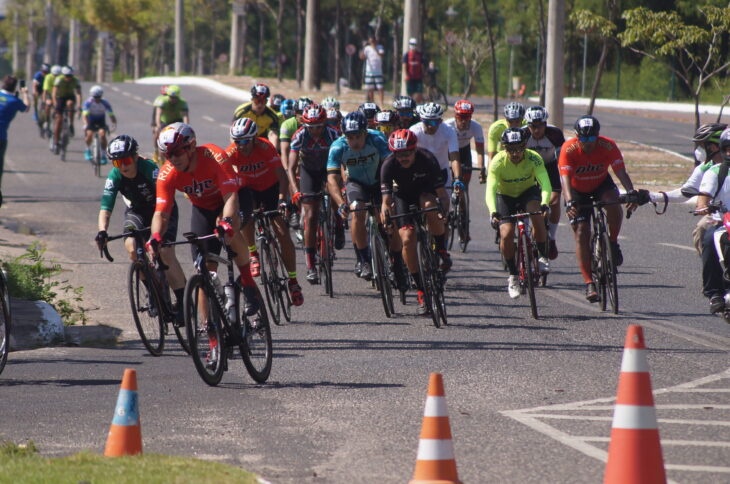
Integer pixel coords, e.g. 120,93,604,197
602,232,619,314
432,269,448,326
260,242,281,325
521,232,539,319
417,238,440,328
371,228,394,318
457,190,470,252
184,274,225,386
156,267,190,354
239,287,272,383
318,221,334,298
270,237,292,322
128,262,165,356
0,272,10,375
593,232,608,311
92,134,102,177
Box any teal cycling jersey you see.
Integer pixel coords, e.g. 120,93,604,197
326,129,390,186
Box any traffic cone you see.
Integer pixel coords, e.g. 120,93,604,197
604,325,666,483
104,368,143,456
410,373,461,484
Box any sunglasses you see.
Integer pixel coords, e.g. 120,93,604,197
456,115,472,122
235,139,252,146
505,147,525,154
395,151,414,160
397,110,414,118
167,147,190,158
112,156,135,168
423,119,441,127
579,135,597,143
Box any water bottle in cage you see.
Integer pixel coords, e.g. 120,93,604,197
224,283,236,321
210,272,224,299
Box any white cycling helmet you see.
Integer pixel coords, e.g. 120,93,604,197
90,85,103,98
417,102,445,120
230,118,258,141
50,65,62,76
524,106,548,125
61,65,73,76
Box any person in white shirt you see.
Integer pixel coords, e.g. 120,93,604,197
360,36,385,106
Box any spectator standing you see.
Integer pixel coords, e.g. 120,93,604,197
360,36,385,106
402,38,427,104
0,75,29,207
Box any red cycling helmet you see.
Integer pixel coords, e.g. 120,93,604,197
454,99,474,116
388,129,418,152
302,104,327,126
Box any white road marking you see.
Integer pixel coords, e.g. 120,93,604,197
202,115,214,122
657,242,696,252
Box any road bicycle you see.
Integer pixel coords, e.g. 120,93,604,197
0,266,11,375
102,227,190,356
35,104,51,139
253,208,292,325
53,108,73,161
447,187,470,253
315,192,337,297
500,212,544,319
390,205,447,328
89,128,107,178
182,232,272,386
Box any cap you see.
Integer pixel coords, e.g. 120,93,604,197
409,38,417,46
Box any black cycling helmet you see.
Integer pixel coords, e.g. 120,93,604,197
341,111,368,134
270,93,285,110
358,102,381,120
107,135,139,160
574,115,600,137
693,123,727,144
501,127,531,148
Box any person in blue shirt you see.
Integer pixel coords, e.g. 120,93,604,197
0,75,29,208
327,111,402,282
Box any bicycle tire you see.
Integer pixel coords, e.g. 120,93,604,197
433,269,448,326
521,231,539,319
447,197,457,251
239,287,272,383
602,232,619,314
417,237,440,328
318,217,334,298
260,242,282,325
271,238,292,322
92,134,102,178
0,271,10,375
371,227,394,318
458,190,470,253
184,274,225,386
156,266,190,354
594,231,608,311
128,262,165,356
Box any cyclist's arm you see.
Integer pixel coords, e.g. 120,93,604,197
449,151,461,180
612,165,634,193
475,141,486,172
485,167,499,215
182,111,189,124
98,209,112,232
327,172,345,208
154,106,162,128
286,150,299,196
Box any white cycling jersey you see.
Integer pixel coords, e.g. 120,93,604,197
408,122,459,170
443,118,484,149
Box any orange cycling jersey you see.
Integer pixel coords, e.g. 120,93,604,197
558,136,625,193
155,144,238,213
224,138,281,191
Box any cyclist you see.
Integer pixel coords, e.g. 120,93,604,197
280,97,312,170
150,84,168,146
410,102,462,211
393,95,420,129
444,99,486,188
42,65,61,136
0,75,29,208
321,96,342,133
153,85,189,161
51,65,82,154
524,105,565,260
82,85,117,164
270,93,285,122
375,110,399,139
380,129,449,316
327,110,393,281
694,127,730,315
31,63,50,128
286,104,341,284
487,102,526,162
150,122,260,316
224,118,303,307
233,83,280,147
94,134,186,324
486,127,552,299
559,115,640,302
358,102,381,130
280,99,296,121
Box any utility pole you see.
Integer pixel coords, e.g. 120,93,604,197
545,0,565,129
44,0,53,64
175,0,184,74
230,1,245,75
401,0,421,96
303,0,319,90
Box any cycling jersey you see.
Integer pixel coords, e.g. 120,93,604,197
487,118,527,155
289,125,339,171
0,91,27,141
408,122,459,170
154,95,189,125
526,125,565,165
224,138,281,191
380,148,445,198
32,71,45,95
485,149,551,214
53,76,81,98
699,164,730,219
155,144,238,213
326,129,390,186
279,116,301,142
443,118,485,149
42,74,56,94
232,102,280,137
100,158,159,213
82,97,114,123
558,136,625,193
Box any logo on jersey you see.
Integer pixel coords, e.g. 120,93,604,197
183,179,214,196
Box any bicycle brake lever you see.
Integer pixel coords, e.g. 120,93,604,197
102,245,114,262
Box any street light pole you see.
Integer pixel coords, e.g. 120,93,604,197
581,31,587,97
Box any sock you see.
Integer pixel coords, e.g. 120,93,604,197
305,247,316,268
237,264,256,287
506,257,518,275
548,222,558,240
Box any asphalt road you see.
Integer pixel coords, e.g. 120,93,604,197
0,81,728,483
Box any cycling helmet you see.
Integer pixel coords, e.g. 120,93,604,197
454,99,475,116
302,104,327,126
280,99,296,118
50,65,62,76
417,102,445,120
230,118,258,141
157,122,196,155
503,101,526,121
341,111,368,134
574,115,600,137
90,85,104,98
321,96,340,110
393,95,417,111
166,84,181,97
295,97,312,113
358,102,381,120
61,65,73,76
271,93,285,108
501,127,531,147
693,123,727,144
250,83,270,99
524,106,549,125
388,129,418,152
326,108,341,126
107,135,139,160
41,63,51,72
376,110,398,125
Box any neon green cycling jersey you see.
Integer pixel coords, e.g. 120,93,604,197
154,95,189,125
42,74,56,94
53,76,80,98
485,148,552,214
279,116,301,142
487,118,527,154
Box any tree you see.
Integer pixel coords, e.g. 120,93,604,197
619,5,730,129
447,27,491,99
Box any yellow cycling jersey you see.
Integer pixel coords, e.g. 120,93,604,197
487,118,527,154
232,102,280,137
485,148,552,214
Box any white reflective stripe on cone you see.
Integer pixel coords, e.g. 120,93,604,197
620,348,650,372
424,396,449,417
612,404,659,429
416,439,456,460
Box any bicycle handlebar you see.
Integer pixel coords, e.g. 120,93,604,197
498,211,543,222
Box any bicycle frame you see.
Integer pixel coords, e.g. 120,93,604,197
253,208,292,325
584,200,620,313
502,212,542,319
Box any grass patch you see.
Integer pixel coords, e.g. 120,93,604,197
1,242,88,326
0,441,258,484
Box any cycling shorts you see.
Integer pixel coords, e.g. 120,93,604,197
299,165,327,201
86,120,108,132
345,180,381,207
124,204,178,244
495,185,542,225
545,161,562,194
54,96,75,114
238,183,279,227
392,190,438,229
189,204,225,262
568,175,618,224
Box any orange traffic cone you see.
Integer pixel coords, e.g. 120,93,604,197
410,373,461,484
604,325,666,483
104,368,143,456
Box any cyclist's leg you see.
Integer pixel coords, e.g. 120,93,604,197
421,191,451,271
65,99,76,134
52,100,64,146
299,166,322,281
346,181,372,277
237,187,259,271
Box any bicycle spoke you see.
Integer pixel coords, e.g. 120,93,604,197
240,288,272,383
184,274,224,386
128,263,164,356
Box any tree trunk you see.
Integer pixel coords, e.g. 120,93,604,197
587,39,609,115
481,0,499,121
334,0,341,95
276,0,284,81
303,0,319,90
296,0,302,88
